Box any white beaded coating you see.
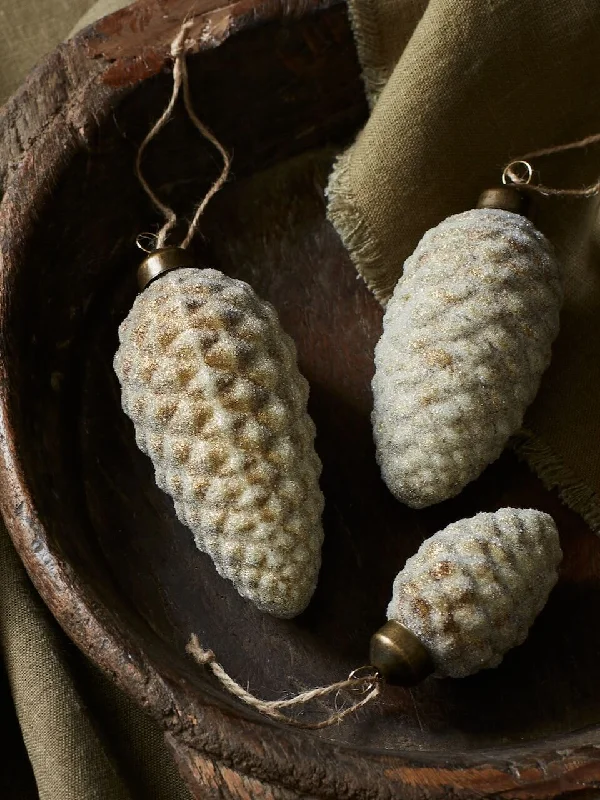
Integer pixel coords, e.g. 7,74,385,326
372,209,562,508
114,268,324,618
388,508,561,678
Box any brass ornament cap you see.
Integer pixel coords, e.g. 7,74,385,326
476,186,529,216
370,620,434,685
137,247,197,291
386,508,562,679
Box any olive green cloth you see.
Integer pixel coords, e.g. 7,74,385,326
328,0,600,531
0,2,189,797
0,508,190,800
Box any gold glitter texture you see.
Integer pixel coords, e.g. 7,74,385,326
114,268,324,618
372,209,562,508
388,508,562,678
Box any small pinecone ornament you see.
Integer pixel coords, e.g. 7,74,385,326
370,508,561,682
372,188,562,508
114,250,324,618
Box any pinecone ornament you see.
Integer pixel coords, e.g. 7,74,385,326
385,508,561,678
372,205,562,508
114,262,324,618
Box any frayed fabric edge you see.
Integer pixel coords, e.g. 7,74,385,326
326,149,396,306
512,428,600,534
345,0,391,108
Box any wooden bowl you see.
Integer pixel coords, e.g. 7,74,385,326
2,0,600,796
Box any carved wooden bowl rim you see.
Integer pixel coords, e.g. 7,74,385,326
0,0,599,797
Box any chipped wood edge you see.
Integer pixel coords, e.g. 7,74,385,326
1,0,600,797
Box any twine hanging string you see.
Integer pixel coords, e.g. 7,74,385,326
187,635,383,729
135,20,232,250
503,131,600,198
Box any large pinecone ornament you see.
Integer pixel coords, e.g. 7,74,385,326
114,264,324,618
372,207,562,508
387,508,561,678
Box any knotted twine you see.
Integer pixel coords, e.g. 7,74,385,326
135,20,231,251
136,19,384,729
187,636,382,729
503,132,600,198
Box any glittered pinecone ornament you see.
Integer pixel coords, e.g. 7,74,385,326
370,508,561,682
372,188,562,508
114,249,324,618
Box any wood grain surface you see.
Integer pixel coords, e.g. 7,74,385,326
1,0,600,797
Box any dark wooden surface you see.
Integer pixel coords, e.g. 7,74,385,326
1,0,600,797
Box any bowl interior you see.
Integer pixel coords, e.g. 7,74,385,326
8,5,600,754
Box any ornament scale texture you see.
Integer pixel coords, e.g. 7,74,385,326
372,208,563,508
114,267,324,618
388,508,562,678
